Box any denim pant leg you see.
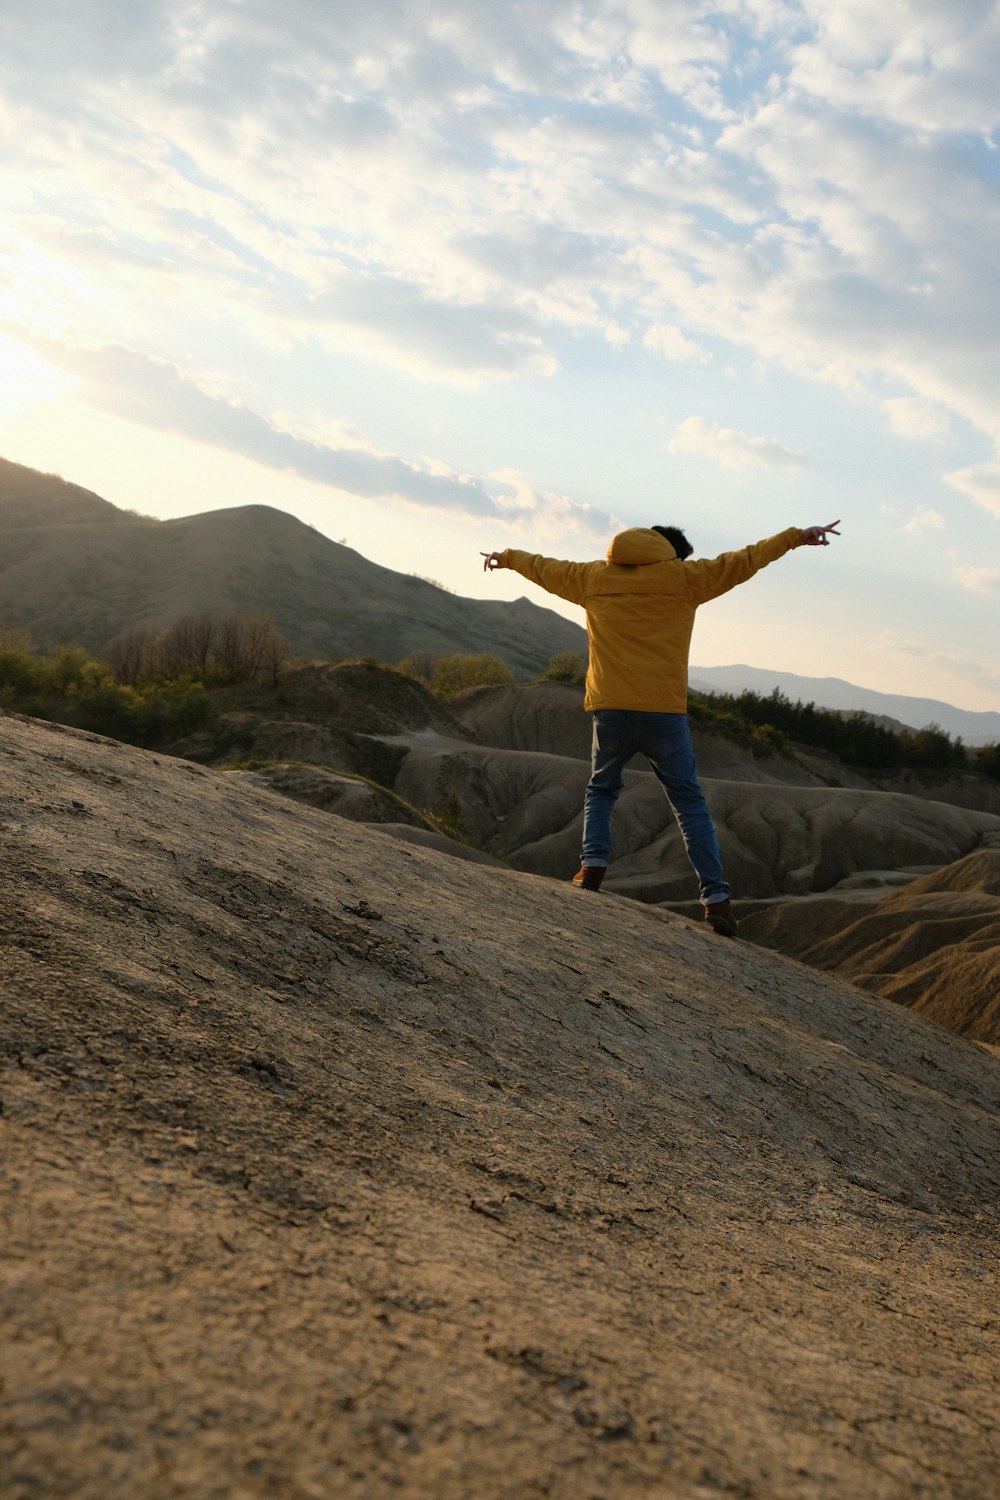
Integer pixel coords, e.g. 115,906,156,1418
580,711,637,867
637,714,730,903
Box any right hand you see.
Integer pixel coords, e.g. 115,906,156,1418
801,520,841,546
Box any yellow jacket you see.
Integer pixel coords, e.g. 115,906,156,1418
501,526,806,713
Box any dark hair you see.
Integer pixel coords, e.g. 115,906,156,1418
652,524,693,560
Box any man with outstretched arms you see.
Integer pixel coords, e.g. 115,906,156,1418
483,520,840,936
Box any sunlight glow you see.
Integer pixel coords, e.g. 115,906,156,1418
0,335,75,413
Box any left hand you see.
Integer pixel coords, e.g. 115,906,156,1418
481,551,506,571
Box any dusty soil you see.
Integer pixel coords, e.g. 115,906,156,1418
2,711,999,1499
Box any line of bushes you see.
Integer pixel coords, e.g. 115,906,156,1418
0,642,214,745
395,649,587,694
0,612,292,745
691,686,1000,778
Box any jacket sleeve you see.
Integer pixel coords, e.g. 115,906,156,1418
500,549,592,607
684,528,805,606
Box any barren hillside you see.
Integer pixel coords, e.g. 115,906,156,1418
179,668,1000,905
170,668,1000,1047
0,457,586,671
739,849,1000,1044
2,709,999,1499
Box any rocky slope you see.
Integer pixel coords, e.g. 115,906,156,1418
2,709,999,1499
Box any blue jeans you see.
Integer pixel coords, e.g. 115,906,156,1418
581,710,730,903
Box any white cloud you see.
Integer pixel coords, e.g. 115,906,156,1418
903,507,945,536
0,333,74,410
945,462,1000,519
17,336,609,532
882,396,950,441
0,0,997,441
296,269,561,384
875,628,1000,693
786,0,1000,134
644,323,710,361
952,565,1000,594
666,415,807,470
489,467,616,541
2,0,1000,557
714,85,1000,440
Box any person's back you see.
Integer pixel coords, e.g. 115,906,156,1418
583,527,701,714
495,522,809,714
482,518,840,933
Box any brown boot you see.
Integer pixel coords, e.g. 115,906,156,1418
572,865,606,891
704,898,739,937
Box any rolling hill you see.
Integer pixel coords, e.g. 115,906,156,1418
0,457,587,673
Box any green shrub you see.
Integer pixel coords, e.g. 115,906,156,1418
431,653,514,696
43,645,93,694
66,660,136,738
540,650,586,685
750,722,792,756
0,639,215,746
395,651,437,685
0,648,44,697
129,677,213,743
974,743,1000,780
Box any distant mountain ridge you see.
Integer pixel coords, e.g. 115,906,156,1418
690,663,1000,748
0,457,587,673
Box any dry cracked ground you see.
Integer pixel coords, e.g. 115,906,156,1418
1,710,999,1500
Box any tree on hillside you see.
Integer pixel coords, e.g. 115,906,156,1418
104,612,291,687
46,646,92,694
214,612,291,687
104,627,162,685
897,724,966,771
0,638,213,744
0,644,43,698
974,743,1000,780
160,613,217,676
255,616,294,688
215,614,251,682
0,628,33,653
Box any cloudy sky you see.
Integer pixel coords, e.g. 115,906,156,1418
1,0,999,710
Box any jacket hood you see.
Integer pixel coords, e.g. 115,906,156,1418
606,527,677,566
